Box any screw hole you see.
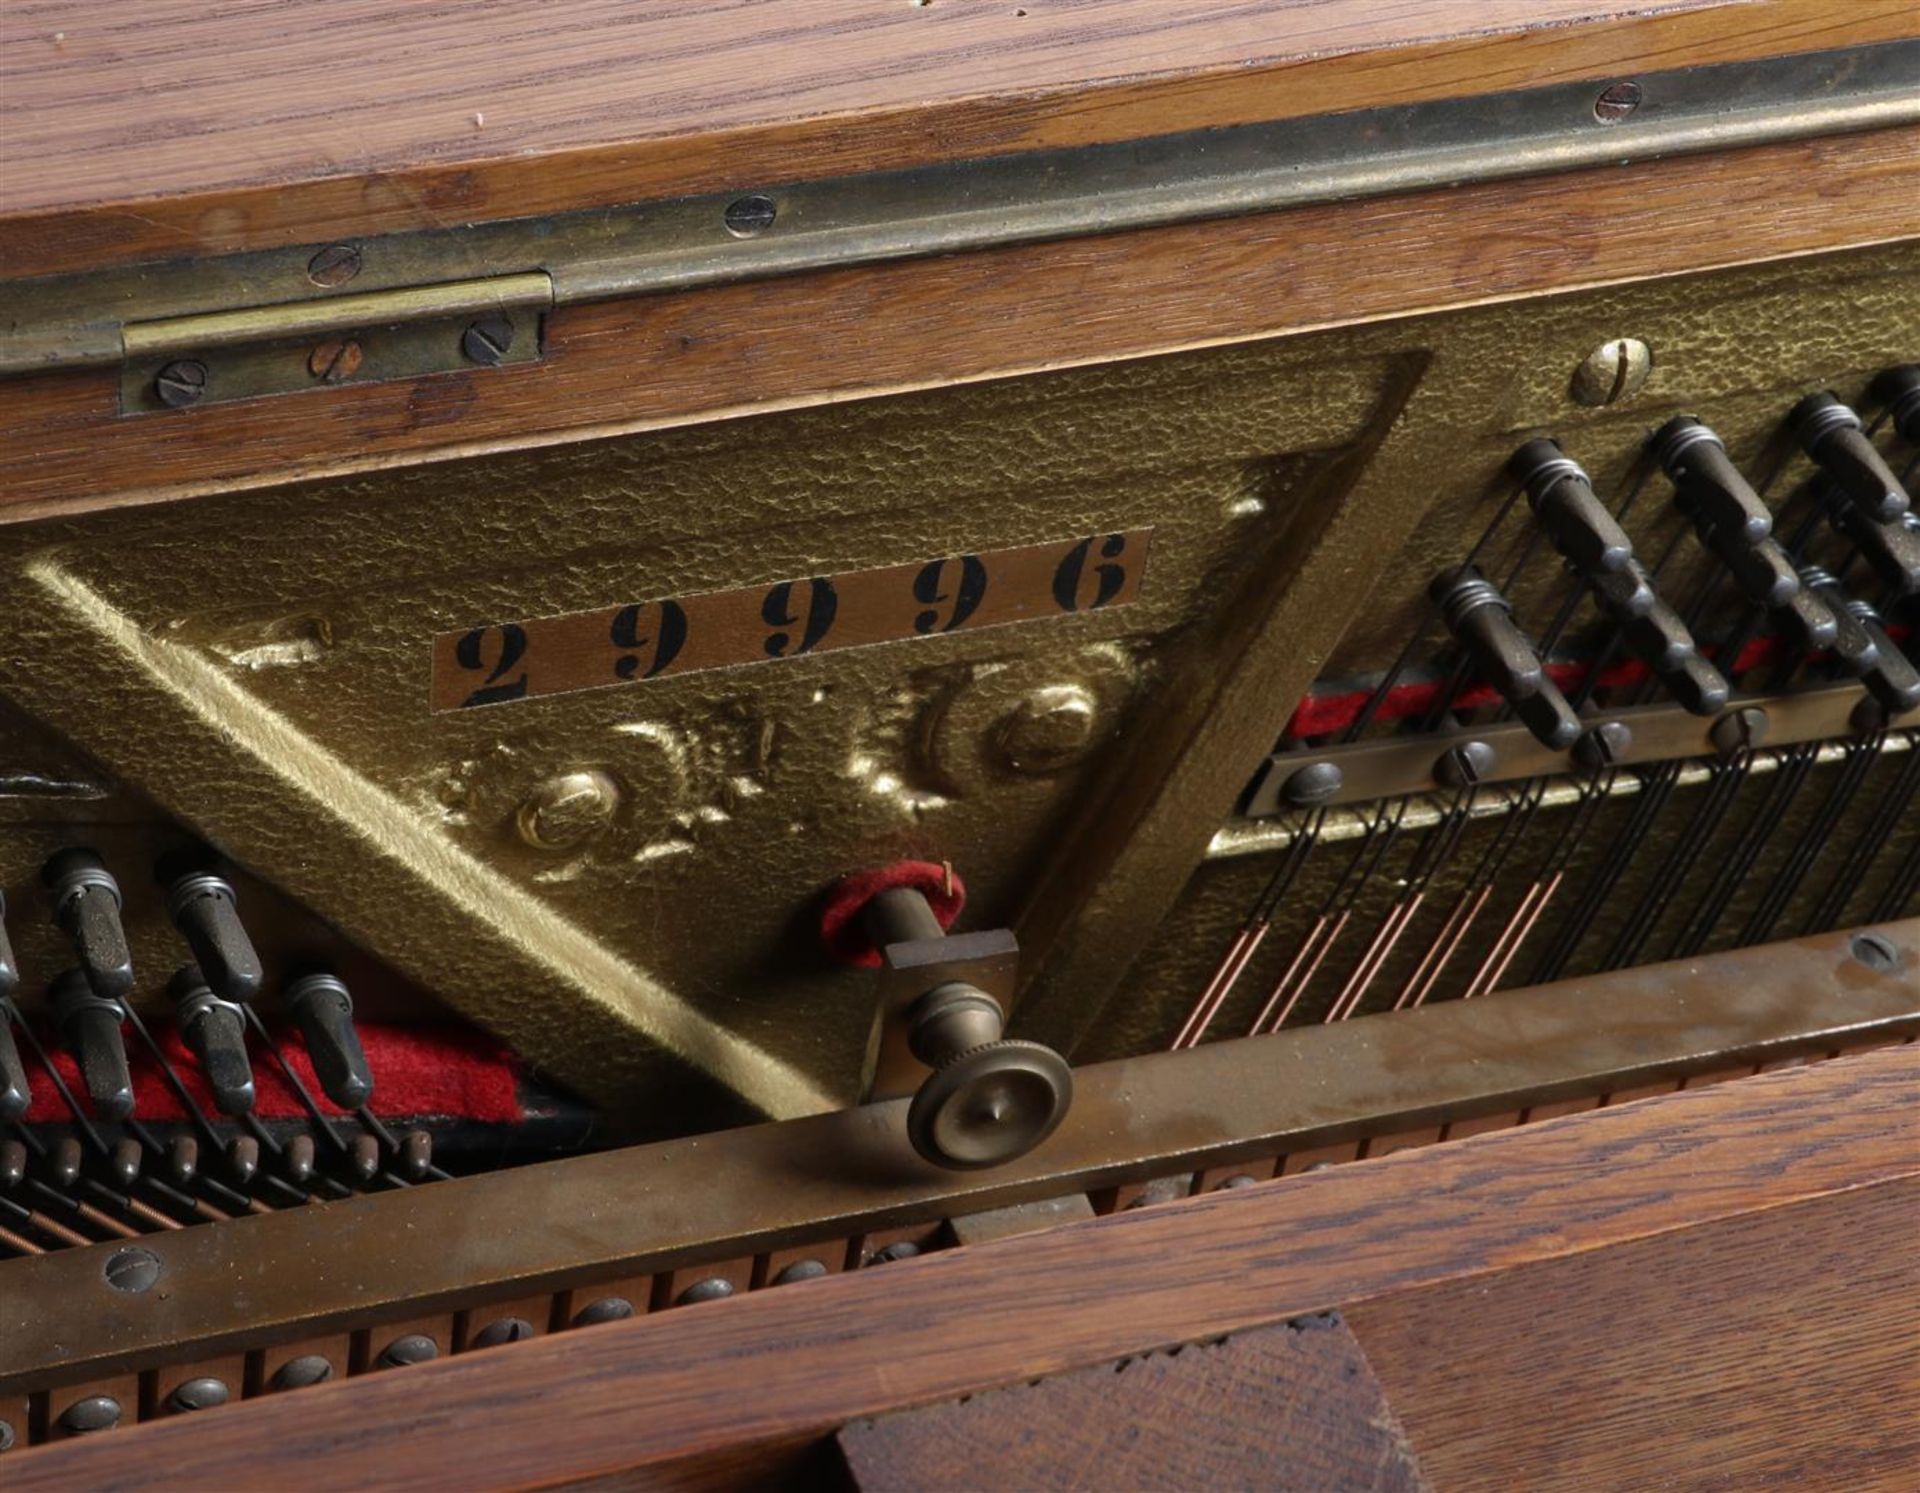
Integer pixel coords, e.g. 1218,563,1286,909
1850,932,1901,974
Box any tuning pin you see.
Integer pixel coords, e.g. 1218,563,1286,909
1801,570,1920,715
1710,534,1801,609
1800,564,1883,673
284,1133,316,1185
1653,418,1774,547
1872,365,1920,445
159,857,263,1005
1849,599,1920,716
0,1004,28,1123
0,890,17,1000
170,1134,200,1185
1587,562,1655,622
1429,566,1581,750
284,971,374,1109
1592,562,1728,716
42,849,134,1001
1510,439,1636,577
1769,582,1842,653
48,968,134,1121
51,1136,83,1188
0,903,27,1122
1651,417,1830,636
1791,393,1910,524
169,965,255,1117
1821,494,1920,596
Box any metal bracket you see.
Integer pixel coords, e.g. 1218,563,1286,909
864,926,1020,1103
116,273,552,414
1247,681,1920,815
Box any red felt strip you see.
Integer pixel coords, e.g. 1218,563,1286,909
1284,626,1907,740
18,1022,523,1125
820,860,967,968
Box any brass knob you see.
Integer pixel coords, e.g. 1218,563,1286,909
903,983,1072,1170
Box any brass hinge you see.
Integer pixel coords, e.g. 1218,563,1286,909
0,38,1913,397
118,272,552,414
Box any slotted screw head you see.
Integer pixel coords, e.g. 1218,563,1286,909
1282,760,1345,807
307,339,364,383
165,1377,230,1413
377,1334,438,1368
58,1396,121,1434
723,193,777,237
470,1316,536,1348
675,1277,736,1306
461,316,515,366
1710,706,1770,757
1576,720,1634,769
1571,338,1653,406
1594,80,1643,122
269,1354,334,1391
571,1296,635,1327
306,244,363,287
154,359,208,408
104,1245,162,1294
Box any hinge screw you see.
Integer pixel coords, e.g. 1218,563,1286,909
1593,80,1643,123
461,316,515,366
308,339,364,383
723,194,778,237
306,244,363,287
153,359,208,408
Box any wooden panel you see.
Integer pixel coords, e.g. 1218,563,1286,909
10,1047,1914,1489
837,1310,1430,1492
1347,1180,1920,1491
6,125,1917,521
6,1,1913,276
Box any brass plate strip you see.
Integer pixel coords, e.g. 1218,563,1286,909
119,274,554,361
4,41,1916,377
430,530,1152,712
2,919,1911,1393
1247,685,1920,815
116,273,553,414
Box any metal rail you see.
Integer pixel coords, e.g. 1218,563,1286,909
4,40,1917,375
2,918,1913,1393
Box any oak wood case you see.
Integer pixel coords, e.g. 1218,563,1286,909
10,1046,1915,1489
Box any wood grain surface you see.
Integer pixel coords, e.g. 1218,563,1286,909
9,1046,1914,1490
6,125,1917,523
7,0,1914,277
837,1310,1431,1492
1348,1180,1920,1492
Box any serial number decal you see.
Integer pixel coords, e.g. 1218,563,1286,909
430,530,1153,711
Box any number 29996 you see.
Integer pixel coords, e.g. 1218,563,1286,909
430,530,1152,712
